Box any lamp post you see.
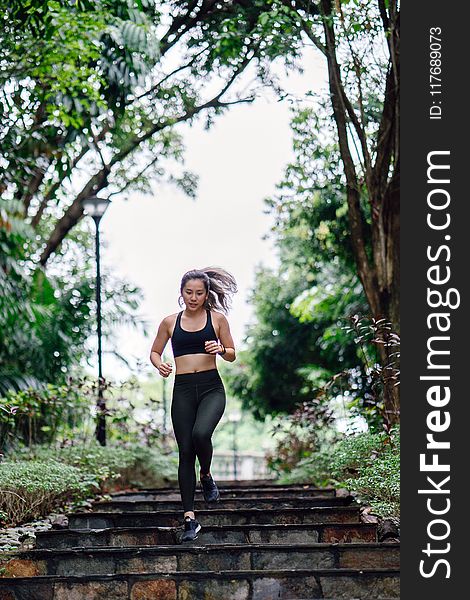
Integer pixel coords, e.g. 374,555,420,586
162,376,168,432
80,195,111,446
227,411,241,480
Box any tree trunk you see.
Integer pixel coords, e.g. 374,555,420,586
319,0,400,425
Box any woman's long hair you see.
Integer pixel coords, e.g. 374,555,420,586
179,267,237,314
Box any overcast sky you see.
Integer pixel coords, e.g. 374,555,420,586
92,49,327,382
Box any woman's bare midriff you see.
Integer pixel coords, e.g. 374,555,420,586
175,353,217,374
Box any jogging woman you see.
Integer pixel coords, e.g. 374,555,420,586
150,267,237,542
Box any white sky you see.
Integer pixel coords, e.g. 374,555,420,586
94,49,327,382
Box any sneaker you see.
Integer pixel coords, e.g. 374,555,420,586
180,516,202,542
200,473,221,502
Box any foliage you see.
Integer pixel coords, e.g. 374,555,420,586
265,425,326,476
294,314,400,433
1,0,317,268
0,460,92,525
226,97,384,419
271,445,336,488
263,383,339,479
339,315,400,429
225,259,369,419
0,440,177,525
274,427,400,517
0,374,181,454
92,375,176,448
258,312,400,514
0,379,94,451
2,0,160,128
0,198,146,395
264,102,358,274
232,77,400,421
257,0,401,424
332,427,400,517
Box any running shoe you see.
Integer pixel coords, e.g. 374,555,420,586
200,473,221,502
180,516,202,542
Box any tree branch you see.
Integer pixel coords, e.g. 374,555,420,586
107,154,160,199
39,55,254,266
136,46,209,102
30,123,111,228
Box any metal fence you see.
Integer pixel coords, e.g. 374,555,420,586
211,451,275,480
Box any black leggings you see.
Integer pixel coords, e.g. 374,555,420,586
171,368,226,512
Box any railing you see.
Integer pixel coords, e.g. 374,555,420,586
211,451,275,480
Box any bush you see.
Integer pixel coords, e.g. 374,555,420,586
0,461,94,525
115,444,177,490
14,444,137,491
341,434,400,517
275,428,400,518
265,428,318,474
0,380,96,451
0,441,178,526
329,430,392,479
285,450,335,488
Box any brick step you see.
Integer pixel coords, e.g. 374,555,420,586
92,495,353,512
68,506,361,529
36,522,378,549
110,486,337,500
0,568,400,599
3,543,400,578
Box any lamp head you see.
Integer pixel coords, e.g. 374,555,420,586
80,196,111,219
228,411,242,423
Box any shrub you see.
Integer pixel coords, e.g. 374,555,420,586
341,433,400,517
0,379,96,450
0,441,178,525
0,461,94,525
329,430,391,479
265,427,318,474
278,447,335,488
115,444,177,490
275,428,400,518
14,443,137,491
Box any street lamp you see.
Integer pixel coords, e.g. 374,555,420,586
228,411,242,481
80,195,111,446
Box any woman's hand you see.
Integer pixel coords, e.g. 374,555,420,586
158,362,173,377
204,340,224,355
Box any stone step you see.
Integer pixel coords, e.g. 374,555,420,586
132,479,335,493
36,522,378,549
135,479,307,490
3,543,399,577
110,486,337,500
68,506,362,529
92,495,353,512
0,568,400,599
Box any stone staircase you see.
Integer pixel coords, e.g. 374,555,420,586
0,479,399,599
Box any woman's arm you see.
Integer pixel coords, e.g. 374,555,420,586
150,317,173,377
216,313,236,362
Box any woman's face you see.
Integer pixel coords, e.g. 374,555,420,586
182,278,208,310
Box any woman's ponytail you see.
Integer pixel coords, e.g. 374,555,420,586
201,266,237,314
179,266,237,314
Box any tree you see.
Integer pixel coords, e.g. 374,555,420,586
320,0,399,333
0,198,145,393
271,0,400,424
226,261,368,419
226,19,395,425
275,0,399,331
1,0,309,266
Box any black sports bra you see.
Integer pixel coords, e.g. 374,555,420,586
170,310,218,358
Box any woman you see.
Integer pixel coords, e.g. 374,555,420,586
150,267,237,542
